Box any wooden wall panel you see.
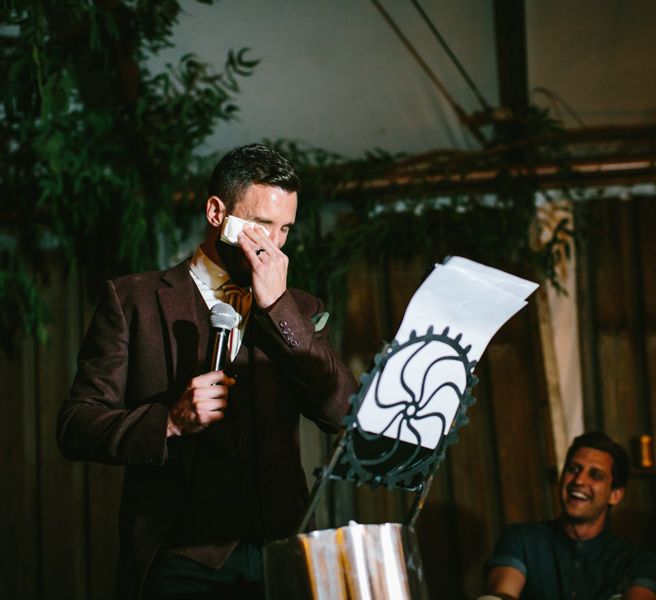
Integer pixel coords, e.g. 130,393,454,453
486,316,554,525
37,258,88,599
416,468,464,599
76,275,123,600
80,327,122,597
444,388,503,600
647,332,656,449
341,259,389,378
593,201,633,327
576,195,656,551
0,340,39,599
0,239,587,599
636,198,656,433
587,197,652,434
415,361,502,600
0,255,124,599
597,332,641,439
386,256,432,336
87,464,123,599
340,255,555,599
3,199,655,599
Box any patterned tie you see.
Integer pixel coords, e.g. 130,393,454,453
218,281,253,319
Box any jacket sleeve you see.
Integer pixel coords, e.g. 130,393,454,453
56,280,169,466
254,289,357,432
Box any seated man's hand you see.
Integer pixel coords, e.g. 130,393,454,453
167,371,236,437
484,566,525,600
623,585,656,600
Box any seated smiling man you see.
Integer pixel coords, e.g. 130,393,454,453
483,431,656,600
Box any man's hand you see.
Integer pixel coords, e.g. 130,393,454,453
624,586,656,600
238,225,288,309
166,370,236,437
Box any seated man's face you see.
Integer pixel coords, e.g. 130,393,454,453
560,446,624,525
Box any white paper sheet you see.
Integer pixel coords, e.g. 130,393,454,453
356,257,538,449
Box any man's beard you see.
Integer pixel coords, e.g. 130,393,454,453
215,240,252,287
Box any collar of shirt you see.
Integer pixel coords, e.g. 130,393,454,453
189,246,231,294
189,245,250,363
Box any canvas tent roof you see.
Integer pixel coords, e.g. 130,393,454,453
154,0,656,160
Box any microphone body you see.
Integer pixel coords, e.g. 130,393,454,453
210,327,231,371
208,301,239,372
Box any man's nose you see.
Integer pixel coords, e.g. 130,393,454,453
269,229,282,248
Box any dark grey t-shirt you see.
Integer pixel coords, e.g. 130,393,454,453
486,520,656,600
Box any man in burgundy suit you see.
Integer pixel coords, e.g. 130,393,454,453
57,144,357,599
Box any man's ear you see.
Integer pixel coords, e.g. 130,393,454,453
608,486,625,507
206,196,227,227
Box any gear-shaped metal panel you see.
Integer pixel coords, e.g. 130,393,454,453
335,326,479,491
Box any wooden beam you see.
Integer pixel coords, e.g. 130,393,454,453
334,155,656,199
493,0,529,117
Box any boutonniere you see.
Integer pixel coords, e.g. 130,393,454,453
311,311,330,332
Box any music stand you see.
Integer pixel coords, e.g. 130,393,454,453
265,257,538,599
297,325,478,533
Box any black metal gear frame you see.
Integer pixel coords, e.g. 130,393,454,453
337,325,478,490
296,325,479,533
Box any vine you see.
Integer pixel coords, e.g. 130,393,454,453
274,106,575,318
1,3,576,355
0,1,257,354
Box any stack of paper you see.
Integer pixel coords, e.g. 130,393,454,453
356,257,539,450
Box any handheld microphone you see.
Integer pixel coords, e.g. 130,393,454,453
209,301,239,371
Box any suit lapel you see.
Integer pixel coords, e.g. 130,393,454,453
157,261,209,388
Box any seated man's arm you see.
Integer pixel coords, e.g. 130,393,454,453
624,544,656,600
485,565,526,600
624,586,656,600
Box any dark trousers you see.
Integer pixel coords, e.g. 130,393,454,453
144,542,264,600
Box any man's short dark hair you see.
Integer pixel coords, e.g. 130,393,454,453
565,431,630,489
207,143,299,211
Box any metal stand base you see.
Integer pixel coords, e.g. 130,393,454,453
264,522,429,600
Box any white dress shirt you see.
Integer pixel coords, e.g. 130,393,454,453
189,246,251,363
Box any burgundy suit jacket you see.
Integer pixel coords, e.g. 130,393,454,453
57,259,356,599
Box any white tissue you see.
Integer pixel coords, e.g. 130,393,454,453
220,215,269,246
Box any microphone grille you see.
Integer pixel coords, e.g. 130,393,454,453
209,301,239,330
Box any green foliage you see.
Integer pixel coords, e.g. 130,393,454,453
1,1,258,349
272,107,575,317
0,249,50,356
0,2,576,352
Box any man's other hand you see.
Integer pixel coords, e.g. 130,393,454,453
167,370,236,437
624,585,656,600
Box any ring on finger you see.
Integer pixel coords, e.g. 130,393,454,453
255,248,267,257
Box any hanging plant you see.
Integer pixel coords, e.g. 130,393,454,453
271,105,576,315
1,2,576,354
0,0,258,354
